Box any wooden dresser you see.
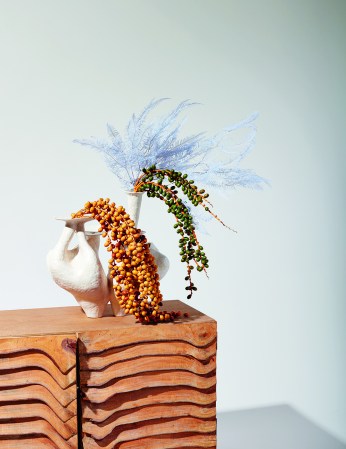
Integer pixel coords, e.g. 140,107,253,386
0,300,217,448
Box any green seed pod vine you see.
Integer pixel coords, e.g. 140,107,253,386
134,165,230,299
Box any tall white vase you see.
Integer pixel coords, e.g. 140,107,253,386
47,217,120,318
126,191,143,228
125,191,169,280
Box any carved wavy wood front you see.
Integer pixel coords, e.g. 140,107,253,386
0,334,78,449
0,352,76,388
83,387,216,422
81,353,216,386
83,403,216,440
80,321,217,449
78,321,216,354
0,335,76,373
0,300,216,449
80,339,217,370
83,432,217,449
0,386,76,422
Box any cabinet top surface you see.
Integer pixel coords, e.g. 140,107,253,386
0,300,216,338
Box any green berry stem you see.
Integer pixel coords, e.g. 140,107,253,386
134,165,228,299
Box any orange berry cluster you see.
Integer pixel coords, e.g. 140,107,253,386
72,198,179,324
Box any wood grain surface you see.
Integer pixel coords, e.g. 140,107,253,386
0,300,216,449
0,301,210,338
0,334,78,449
79,310,217,449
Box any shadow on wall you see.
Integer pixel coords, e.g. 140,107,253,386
218,404,346,449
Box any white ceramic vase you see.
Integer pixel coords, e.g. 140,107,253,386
47,217,120,318
125,191,169,280
47,193,168,319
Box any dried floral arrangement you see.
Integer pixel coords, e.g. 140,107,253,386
73,99,266,323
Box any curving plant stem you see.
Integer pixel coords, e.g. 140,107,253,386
133,165,232,299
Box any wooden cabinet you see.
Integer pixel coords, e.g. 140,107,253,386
0,301,216,449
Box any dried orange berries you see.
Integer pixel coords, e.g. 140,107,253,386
72,198,179,324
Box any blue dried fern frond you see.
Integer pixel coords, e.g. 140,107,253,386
74,99,268,191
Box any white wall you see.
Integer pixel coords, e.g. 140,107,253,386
0,0,345,442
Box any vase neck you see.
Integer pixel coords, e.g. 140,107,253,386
125,191,143,227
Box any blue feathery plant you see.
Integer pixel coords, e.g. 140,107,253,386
74,98,267,192
74,99,267,300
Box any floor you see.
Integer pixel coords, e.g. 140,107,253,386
217,405,346,449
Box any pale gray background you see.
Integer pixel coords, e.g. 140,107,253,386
0,0,345,444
